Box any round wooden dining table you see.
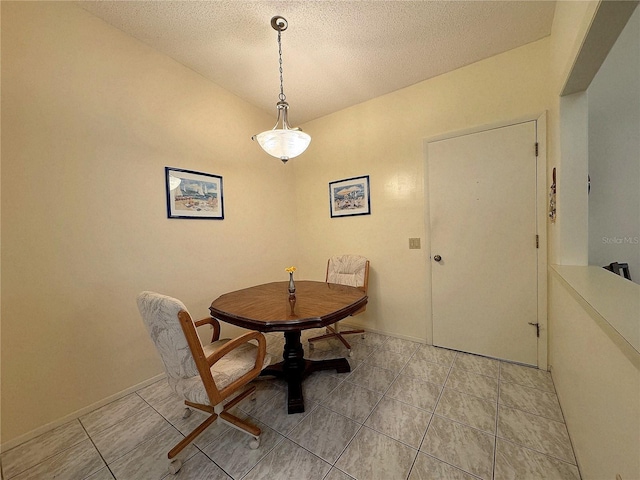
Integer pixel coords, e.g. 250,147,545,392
209,280,368,414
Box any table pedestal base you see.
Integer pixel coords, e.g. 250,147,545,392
261,330,350,413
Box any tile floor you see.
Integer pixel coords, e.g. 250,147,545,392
1,328,581,480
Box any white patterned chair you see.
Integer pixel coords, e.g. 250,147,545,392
308,255,370,354
136,291,271,474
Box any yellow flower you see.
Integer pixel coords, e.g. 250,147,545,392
285,266,297,273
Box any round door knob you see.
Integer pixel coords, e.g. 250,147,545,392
433,255,442,262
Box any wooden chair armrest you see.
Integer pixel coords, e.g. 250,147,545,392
205,331,267,370
206,331,268,401
194,317,221,342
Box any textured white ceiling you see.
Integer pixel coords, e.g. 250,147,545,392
79,1,556,124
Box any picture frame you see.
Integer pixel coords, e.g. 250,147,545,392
165,167,224,219
329,175,371,218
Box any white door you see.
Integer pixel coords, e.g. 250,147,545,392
428,121,538,365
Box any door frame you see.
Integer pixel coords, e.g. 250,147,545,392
423,112,548,369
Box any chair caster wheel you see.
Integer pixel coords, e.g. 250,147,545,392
182,407,192,419
361,334,366,340
249,437,261,449
168,459,182,474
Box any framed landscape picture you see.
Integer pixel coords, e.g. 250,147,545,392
165,167,224,219
329,175,371,218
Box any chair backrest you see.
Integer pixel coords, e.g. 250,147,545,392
326,255,370,293
136,291,202,382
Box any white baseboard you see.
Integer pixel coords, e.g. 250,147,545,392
0,373,165,453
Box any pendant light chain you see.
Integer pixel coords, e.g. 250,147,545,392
252,16,310,163
277,29,286,102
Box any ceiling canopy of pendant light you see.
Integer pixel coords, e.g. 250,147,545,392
252,16,310,164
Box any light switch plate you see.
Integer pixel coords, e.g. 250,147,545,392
409,238,421,249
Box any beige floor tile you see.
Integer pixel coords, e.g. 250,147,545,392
236,378,286,415
250,389,315,435
409,452,479,479
500,362,555,392
85,467,116,480
497,405,575,464
10,439,104,480
324,468,355,480
80,394,148,436
1,420,88,479
494,438,580,480
365,348,412,373
302,372,344,404
365,397,432,448
164,452,231,479
137,379,175,407
200,416,284,479
453,353,500,378
435,388,497,434
243,438,331,480
499,382,563,422
91,406,172,464
5,336,581,480
385,374,442,412
412,345,457,367
335,426,418,480
402,358,451,385
380,337,421,355
345,363,396,393
446,368,499,401
421,415,495,480
108,427,198,480
288,406,360,463
321,380,382,423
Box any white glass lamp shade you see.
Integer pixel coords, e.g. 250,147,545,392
254,129,311,162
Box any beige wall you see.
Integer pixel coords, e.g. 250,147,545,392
588,7,640,281
547,3,640,479
293,38,550,343
1,2,297,444
2,7,636,478
547,0,599,265
549,272,639,480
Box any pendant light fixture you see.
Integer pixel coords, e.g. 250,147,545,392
252,16,310,164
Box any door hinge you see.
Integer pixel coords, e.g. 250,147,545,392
535,142,539,157
536,235,539,248
528,322,540,337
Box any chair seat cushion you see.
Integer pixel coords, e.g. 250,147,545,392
170,339,271,406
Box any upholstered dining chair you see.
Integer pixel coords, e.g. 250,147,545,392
136,291,271,474
308,255,370,355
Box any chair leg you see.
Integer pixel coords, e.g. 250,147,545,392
166,387,261,473
339,328,365,336
308,324,366,353
168,457,184,475
168,413,218,461
219,386,262,449
223,385,256,411
332,331,353,351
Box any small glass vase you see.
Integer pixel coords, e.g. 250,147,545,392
288,272,296,295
